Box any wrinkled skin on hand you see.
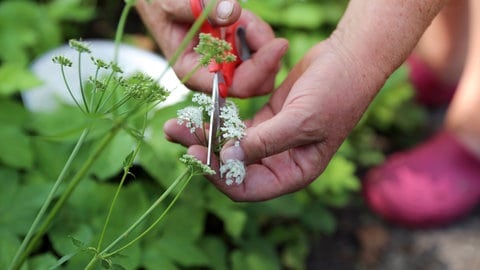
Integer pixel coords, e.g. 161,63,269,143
136,0,288,97
140,0,447,201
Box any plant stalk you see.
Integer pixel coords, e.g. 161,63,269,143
8,128,90,270
11,123,121,270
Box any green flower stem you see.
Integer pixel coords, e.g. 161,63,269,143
114,2,132,64
84,170,191,270
105,171,193,257
96,123,146,251
94,70,116,113
8,128,90,270
12,122,122,270
88,66,101,111
109,2,132,116
60,64,86,115
102,169,189,254
157,0,216,81
78,51,89,113
180,64,202,85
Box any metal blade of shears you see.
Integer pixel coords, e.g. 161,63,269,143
207,72,225,166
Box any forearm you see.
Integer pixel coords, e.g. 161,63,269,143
287,0,447,151
329,0,447,91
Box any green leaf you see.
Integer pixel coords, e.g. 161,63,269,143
0,64,41,95
49,180,148,256
0,1,61,64
90,130,136,181
112,263,127,270
300,204,337,234
0,98,29,126
47,0,95,22
139,104,186,187
200,236,229,270
0,124,34,169
141,251,177,270
206,187,247,239
48,252,78,270
162,202,205,241
0,228,21,269
28,253,58,270
0,168,51,235
146,236,209,268
29,105,89,142
308,155,360,207
231,239,281,270
70,235,87,249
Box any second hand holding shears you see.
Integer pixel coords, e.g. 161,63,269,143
190,0,250,166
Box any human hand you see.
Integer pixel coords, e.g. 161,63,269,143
136,0,288,97
164,40,383,201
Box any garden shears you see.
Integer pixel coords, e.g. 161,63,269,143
190,0,250,166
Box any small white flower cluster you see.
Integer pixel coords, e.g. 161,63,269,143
220,159,246,185
176,93,247,185
177,93,213,134
177,106,203,134
219,101,246,146
192,93,213,116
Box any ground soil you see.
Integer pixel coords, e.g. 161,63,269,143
307,198,480,270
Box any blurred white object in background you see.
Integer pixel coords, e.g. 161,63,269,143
22,39,189,111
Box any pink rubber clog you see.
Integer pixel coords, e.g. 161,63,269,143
363,131,480,227
407,55,457,107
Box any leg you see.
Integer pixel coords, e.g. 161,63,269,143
363,0,480,228
446,0,480,157
409,0,468,105
413,0,468,85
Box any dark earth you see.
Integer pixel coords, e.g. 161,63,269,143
307,203,480,270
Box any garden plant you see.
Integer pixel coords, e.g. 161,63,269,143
0,0,427,269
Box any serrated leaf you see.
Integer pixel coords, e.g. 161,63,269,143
69,235,87,249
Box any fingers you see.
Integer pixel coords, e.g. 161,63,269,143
173,36,288,96
157,0,241,26
188,144,324,201
229,38,288,97
164,119,207,146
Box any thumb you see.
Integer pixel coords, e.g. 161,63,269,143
145,0,242,26
220,108,318,164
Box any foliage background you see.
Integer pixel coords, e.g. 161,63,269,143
0,0,427,269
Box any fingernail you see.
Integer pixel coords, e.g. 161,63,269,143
217,1,234,20
221,143,245,163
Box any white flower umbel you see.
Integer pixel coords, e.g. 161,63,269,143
219,101,246,144
177,106,203,134
192,93,213,116
220,159,246,185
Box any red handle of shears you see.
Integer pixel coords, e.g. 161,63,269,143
190,0,243,98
